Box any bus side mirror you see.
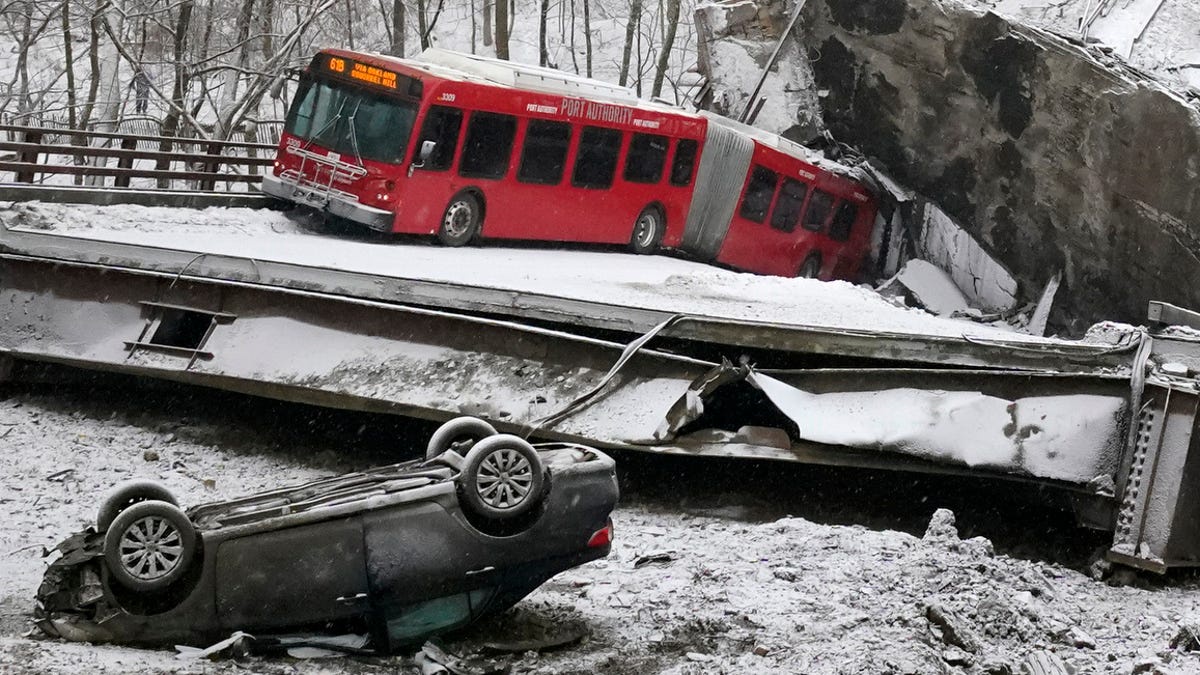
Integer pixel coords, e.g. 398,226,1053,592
419,140,436,163
409,140,437,176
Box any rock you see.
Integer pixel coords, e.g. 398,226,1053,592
924,508,960,543
1020,650,1071,674
943,646,974,666
796,0,1200,329
142,450,159,462
686,652,714,662
927,603,982,653
1132,656,1163,674
1069,626,1096,649
772,566,803,582
1169,621,1200,651
753,645,770,656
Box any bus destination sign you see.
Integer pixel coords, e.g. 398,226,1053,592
325,56,398,90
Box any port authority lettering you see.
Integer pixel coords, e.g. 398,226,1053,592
560,98,634,126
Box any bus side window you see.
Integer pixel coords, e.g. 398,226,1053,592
624,133,668,183
770,178,808,232
572,126,622,189
829,201,858,242
802,189,835,232
517,119,571,185
669,139,698,187
738,165,778,223
459,112,517,180
415,106,463,171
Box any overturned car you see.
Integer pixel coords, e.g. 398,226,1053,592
35,417,618,651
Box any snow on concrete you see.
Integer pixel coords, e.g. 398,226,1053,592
750,372,1125,483
894,259,972,316
0,201,1086,346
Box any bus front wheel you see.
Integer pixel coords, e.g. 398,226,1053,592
438,192,482,247
629,206,664,255
799,254,822,280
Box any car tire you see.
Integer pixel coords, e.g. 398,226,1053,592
96,479,179,532
798,254,822,280
459,435,547,522
104,500,197,593
629,205,664,255
425,416,498,461
437,192,482,247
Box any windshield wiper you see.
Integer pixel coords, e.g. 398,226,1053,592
345,99,365,168
303,97,348,152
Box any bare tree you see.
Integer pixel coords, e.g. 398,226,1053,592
538,0,549,66
583,0,591,77
482,0,490,47
494,0,508,59
618,0,641,86
651,0,678,97
61,0,76,128
391,0,405,55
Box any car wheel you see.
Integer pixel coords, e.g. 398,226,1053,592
104,500,197,593
459,435,547,522
437,192,482,247
629,206,664,255
798,254,822,279
96,479,179,532
425,416,498,461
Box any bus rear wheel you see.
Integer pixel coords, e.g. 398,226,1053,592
799,254,822,279
629,206,664,255
438,192,482,247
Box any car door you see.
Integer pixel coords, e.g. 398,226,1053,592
214,518,370,630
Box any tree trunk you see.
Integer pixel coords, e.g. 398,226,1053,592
345,0,354,48
651,0,678,98
618,0,641,87
583,0,591,77
390,0,405,56
261,0,276,59
216,0,254,138
61,0,76,129
470,0,476,53
494,0,508,59
157,0,193,187
79,3,101,130
569,0,578,74
416,0,428,50
480,0,489,46
538,0,549,66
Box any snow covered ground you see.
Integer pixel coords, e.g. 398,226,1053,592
3,375,1200,674
0,201,1100,346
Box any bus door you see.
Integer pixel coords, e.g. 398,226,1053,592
402,104,468,234
679,122,754,261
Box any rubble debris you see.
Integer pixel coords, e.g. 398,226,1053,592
927,603,983,653
417,642,509,675
892,259,971,316
1170,621,1200,652
634,550,679,568
1019,650,1072,674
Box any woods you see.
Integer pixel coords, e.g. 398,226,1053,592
0,0,702,140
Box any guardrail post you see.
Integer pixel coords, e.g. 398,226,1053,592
200,141,221,191
114,136,137,188
15,129,43,183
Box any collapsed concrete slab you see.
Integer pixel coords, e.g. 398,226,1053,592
797,0,1200,330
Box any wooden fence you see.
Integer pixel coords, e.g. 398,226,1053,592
0,124,278,192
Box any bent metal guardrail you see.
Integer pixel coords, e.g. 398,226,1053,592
0,124,275,191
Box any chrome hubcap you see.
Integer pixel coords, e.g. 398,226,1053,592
443,201,474,238
476,449,533,509
119,516,183,580
635,213,657,248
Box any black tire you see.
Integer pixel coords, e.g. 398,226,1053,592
425,416,498,461
96,479,179,532
104,500,197,593
798,254,822,279
437,192,482,247
629,206,664,254
459,435,547,522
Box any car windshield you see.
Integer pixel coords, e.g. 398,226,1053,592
284,77,417,164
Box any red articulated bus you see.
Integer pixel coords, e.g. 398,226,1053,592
264,48,878,281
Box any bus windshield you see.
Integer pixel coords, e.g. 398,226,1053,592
285,77,417,164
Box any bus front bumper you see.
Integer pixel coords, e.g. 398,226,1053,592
262,173,394,232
